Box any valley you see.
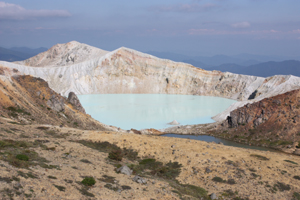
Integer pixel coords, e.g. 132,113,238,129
1,41,300,199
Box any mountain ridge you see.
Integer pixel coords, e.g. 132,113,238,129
2,41,300,123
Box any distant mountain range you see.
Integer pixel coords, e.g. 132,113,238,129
147,51,300,77
147,51,300,66
0,46,47,62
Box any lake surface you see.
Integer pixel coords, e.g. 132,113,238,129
162,134,275,152
78,94,236,130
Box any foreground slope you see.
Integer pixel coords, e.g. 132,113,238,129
1,118,300,199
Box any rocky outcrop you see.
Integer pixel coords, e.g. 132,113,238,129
210,89,300,150
47,95,65,112
67,92,86,114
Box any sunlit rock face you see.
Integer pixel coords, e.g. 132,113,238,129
1,41,300,120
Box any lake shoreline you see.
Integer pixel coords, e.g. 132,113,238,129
161,121,298,156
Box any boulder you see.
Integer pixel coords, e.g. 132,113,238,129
210,193,217,200
68,92,86,114
132,175,147,184
116,165,133,176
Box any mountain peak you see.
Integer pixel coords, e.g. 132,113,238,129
16,41,109,67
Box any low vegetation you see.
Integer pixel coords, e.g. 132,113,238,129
81,177,96,186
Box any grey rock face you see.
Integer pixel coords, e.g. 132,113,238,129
46,95,65,112
116,165,133,176
132,175,147,184
67,92,86,114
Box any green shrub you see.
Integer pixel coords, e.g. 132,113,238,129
81,177,96,186
293,176,300,180
16,154,29,161
212,177,224,183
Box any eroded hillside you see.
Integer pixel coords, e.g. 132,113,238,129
0,66,115,131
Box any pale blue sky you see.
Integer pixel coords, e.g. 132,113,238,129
0,0,299,56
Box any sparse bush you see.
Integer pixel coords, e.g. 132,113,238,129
16,154,29,161
80,159,92,164
54,185,66,192
108,149,123,161
274,182,291,191
104,183,119,191
99,175,116,184
284,160,298,165
81,177,96,186
212,177,224,183
227,179,236,184
293,176,300,180
250,154,269,160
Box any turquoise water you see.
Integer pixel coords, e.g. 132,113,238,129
78,94,236,130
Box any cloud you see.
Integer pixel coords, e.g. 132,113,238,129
0,1,71,20
292,29,300,34
149,3,219,13
231,22,251,28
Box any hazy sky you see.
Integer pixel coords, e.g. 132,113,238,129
0,0,299,56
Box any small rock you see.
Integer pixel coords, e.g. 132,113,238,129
132,175,147,184
210,193,217,200
205,167,212,173
117,165,133,176
218,142,223,145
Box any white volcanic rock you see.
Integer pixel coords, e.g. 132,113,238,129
2,41,300,122
15,41,109,67
168,120,180,125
